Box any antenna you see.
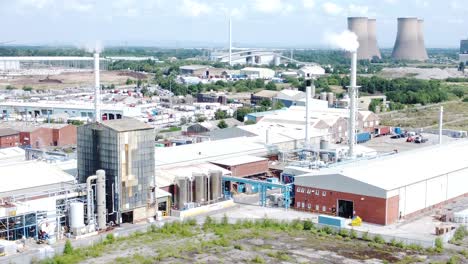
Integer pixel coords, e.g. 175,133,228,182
229,16,232,66
347,51,359,158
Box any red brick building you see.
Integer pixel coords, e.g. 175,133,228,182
211,155,268,178
0,128,20,148
1,122,77,148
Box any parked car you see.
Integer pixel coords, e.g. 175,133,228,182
414,136,428,144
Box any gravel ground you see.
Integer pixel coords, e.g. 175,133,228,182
378,67,465,80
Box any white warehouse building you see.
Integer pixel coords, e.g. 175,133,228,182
293,140,468,225
240,67,275,79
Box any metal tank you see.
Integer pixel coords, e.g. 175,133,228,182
348,17,370,60
320,138,330,150
69,202,85,229
367,19,381,59
209,170,223,201
177,176,189,209
193,172,207,204
392,18,425,61
96,170,106,230
327,92,334,107
274,55,281,66
320,92,327,101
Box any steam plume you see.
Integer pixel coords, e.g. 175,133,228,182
324,30,360,52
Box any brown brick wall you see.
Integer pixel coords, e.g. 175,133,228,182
214,160,268,178
29,128,54,148
0,134,20,148
56,125,77,146
294,185,391,225
386,195,400,225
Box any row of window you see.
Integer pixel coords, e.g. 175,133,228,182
296,187,327,197
297,202,327,212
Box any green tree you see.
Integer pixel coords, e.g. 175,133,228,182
234,107,253,122
265,82,277,91
126,78,133,85
22,86,33,92
137,79,143,88
5,85,16,90
63,240,74,255
214,109,228,120
254,79,265,89
273,100,285,110
259,99,272,108
217,120,228,129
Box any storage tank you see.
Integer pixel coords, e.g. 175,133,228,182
69,202,85,229
209,170,223,201
177,177,189,209
327,92,334,107
320,92,327,101
320,138,329,150
193,173,207,203
274,55,281,66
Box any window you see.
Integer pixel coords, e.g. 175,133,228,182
301,202,305,208
315,190,319,196
322,206,327,212
322,191,326,197
307,203,311,209
315,205,319,211
297,202,300,208
307,189,311,194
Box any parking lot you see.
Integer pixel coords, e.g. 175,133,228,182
362,132,460,153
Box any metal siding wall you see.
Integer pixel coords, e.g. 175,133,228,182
425,175,448,208
402,181,426,215
447,168,468,198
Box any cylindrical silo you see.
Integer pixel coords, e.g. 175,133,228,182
367,19,381,59
320,138,329,150
417,19,429,61
209,170,223,201
177,177,189,209
348,17,370,60
96,170,106,230
69,202,85,229
392,18,424,61
193,172,207,204
327,92,334,107
274,55,281,66
320,92,327,101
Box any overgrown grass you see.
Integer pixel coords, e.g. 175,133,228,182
449,226,467,245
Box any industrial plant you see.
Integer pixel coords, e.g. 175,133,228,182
347,17,381,60
392,17,429,61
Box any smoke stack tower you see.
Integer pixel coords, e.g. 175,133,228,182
417,19,429,60
348,17,370,60
228,17,232,66
94,52,101,122
392,17,427,61
367,19,381,59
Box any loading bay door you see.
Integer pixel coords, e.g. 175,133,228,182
337,200,354,219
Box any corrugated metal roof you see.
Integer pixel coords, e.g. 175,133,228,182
0,128,19,137
101,117,153,132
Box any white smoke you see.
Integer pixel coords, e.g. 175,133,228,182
324,30,359,52
83,41,104,53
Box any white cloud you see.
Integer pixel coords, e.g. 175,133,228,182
348,4,369,16
383,0,397,4
18,0,53,9
322,2,343,15
302,0,315,9
181,0,212,17
253,0,283,13
66,0,93,12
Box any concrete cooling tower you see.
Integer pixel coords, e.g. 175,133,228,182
348,17,370,60
417,19,429,60
367,19,381,59
392,17,427,61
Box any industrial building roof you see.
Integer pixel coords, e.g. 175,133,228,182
0,128,19,137
180,65,212,71
156,163,231,187
0,161,75,196
211,155,267,167
295,140,468,194
205,127,257,141
102,117,153,132
253,90,279,98
0,147,25,165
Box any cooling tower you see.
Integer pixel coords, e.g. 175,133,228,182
367,19,381,59
392,17,426,61
417,19,429,60
348,17,370,60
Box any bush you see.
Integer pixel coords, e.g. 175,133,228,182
350,229,358,239
251,255,265,263
339,229,349,238
373,234,385,244
463,97,468,103
149,224,157,233
434,237,444,253
63,240,73,255
104,234,115,244
303,220,314,231
447,255,461,264
406,243,423,251
234,244,244,250
321,226,334,235
361,232,372,242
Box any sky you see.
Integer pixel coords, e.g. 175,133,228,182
0,0,466,48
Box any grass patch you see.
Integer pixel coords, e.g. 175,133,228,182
251,255,266,263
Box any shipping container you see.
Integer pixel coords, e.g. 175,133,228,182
394,127,402,134
318,215,346,228
356,132,371,143
374,126,391,136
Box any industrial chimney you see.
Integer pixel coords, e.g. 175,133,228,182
347,51,358,158
417,19,429,60
392,17,426,61
367,19,381,59
348,17,370,60
94,52,101,122
228,17,232,66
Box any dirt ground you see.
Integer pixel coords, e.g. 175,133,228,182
0,70,148,90
379,101,468,131
377,67,465,80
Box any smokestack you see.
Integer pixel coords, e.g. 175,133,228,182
347,51,358,158
439,106,443,145
96,170,106,230
392,17,426,61
229,17,232,66
94,52,101,122
348,17,369,60
367,19,381,59
417,19,429,60
305,85,311,148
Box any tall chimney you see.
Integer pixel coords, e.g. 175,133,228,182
347,51,358,158
348,17,370,60
94,52,101,122
229,17,232,66
417,19,429,60
392,17,425,61
367,19,381,59
305,85,311,148
439,106,443,145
